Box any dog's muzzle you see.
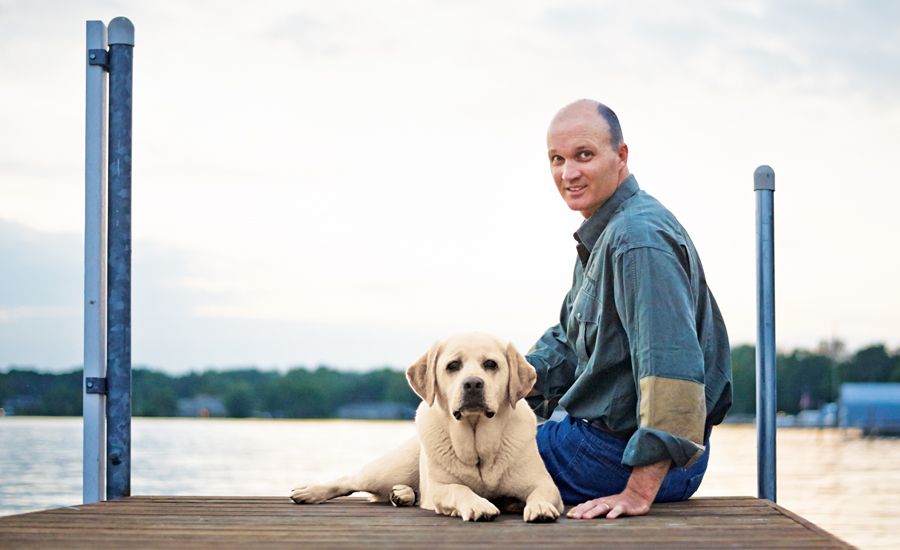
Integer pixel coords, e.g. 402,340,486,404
453,377,495,420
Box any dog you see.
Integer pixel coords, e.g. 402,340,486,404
290,333,563,522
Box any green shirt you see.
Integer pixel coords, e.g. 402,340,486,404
527,175,732,468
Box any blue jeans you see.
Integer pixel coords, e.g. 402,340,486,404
536,415,710,505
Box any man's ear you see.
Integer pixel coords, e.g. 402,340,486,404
406,341,442,406
618,142,629,165
506,342,537,408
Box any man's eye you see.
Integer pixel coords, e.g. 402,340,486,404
446,360,462,372
550,155,563,164
483,360,498,371
577,151,593,160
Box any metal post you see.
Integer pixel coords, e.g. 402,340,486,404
84,20,108,504
754,165,777,502
106,16,135,501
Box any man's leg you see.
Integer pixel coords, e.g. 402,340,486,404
537,416,711,505
653,431,711,502
536,416,630,504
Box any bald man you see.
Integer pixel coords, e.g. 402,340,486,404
526,100,732,519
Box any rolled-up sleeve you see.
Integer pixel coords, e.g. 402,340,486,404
526,296,577,419
614,245,707,468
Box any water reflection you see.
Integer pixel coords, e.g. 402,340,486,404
0,418,896,548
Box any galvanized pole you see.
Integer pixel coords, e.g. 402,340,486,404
754,165,777,502
84,20,108,504
106,16,135,501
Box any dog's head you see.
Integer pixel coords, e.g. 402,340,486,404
406,333,537,421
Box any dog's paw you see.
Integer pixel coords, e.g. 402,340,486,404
458,497,500,522
290,484,334,504
389,485,417,507
523,500,560,523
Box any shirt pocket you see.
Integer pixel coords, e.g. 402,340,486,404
571,288,601,366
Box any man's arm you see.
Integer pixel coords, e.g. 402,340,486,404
567,459,670,519
569,245,707,519
525,294,578,417
615,246,708,469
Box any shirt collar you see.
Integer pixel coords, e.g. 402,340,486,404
574,174,640,264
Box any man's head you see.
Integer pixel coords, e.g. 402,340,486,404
547,99,630,219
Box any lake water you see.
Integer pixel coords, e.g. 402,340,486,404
1,417,897,549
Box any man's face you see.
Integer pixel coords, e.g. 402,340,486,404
547,108,628,219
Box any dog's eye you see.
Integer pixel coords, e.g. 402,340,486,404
483,359,498,371
446,360,462,372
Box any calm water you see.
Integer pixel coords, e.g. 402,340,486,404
1,418,897,549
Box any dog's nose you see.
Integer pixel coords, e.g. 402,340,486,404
462,377,484,393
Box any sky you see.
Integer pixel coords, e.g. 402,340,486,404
1,0,899,374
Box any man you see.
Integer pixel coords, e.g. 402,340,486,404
527,99,732,520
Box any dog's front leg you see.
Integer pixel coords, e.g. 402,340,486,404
429,482,500,522
522,481,564,523
291,475,356,504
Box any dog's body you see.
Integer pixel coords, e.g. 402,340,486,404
291,333,563,522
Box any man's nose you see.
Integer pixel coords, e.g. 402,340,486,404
561,161,581,181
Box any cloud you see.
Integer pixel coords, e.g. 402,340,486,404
0,219,458,372
0,219,82,309
2,0,900,372
261,12,346,57
719,1,900,97
0,220,82,368
536,1,900,100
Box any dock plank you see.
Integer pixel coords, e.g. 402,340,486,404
0,496,851,549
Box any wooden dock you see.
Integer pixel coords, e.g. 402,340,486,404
0,496,851,548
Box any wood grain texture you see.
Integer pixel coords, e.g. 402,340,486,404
0,496,853,549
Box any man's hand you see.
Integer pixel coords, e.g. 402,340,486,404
567,459,671,520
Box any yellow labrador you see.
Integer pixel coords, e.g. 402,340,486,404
291,333,563,522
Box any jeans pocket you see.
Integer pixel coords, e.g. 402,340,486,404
563,436,588,472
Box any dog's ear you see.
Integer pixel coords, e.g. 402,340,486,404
506,342,537,408
407,341,441,406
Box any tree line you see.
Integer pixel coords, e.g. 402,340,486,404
1,342,898,418
0,366,419,418
729,342,900,416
